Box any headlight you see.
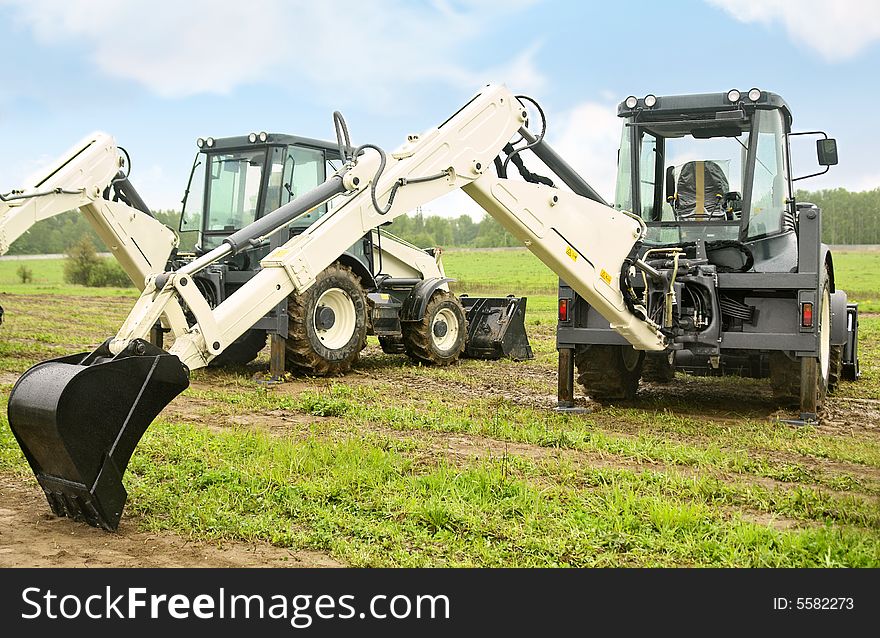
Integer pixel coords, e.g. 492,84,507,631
206,137,215,148
747,88,761,102
196,138,205,148
625,95,638,109
248,132,257,143
727,89,741,103
258,131,268,142
644,94,657,108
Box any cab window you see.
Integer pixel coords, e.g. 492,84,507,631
746,109,788,239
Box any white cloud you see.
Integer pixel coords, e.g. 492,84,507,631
1,0,544,107
707,0,880,61
420,98,624,220
547,101,621,203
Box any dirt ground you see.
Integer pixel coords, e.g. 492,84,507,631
0,476,341,568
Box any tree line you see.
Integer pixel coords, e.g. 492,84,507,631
6,210,183,255
794,188,880,245
4,188,879,254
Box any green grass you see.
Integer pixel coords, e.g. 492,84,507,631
830,250,880,312
115,420,880,566
185,382,880,495
0,257,138,297
443,249,557,295
0,247,878,566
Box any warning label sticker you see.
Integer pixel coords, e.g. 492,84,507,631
599,269,613,285
565,246,578,261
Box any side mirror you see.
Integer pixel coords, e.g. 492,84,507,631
817,138,838,166
791,131,837,182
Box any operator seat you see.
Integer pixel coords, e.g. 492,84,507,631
674,160,729,220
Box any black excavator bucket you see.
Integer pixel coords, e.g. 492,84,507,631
460,295,534,361
7,338,189,530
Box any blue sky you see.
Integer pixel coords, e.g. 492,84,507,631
1,0,878,218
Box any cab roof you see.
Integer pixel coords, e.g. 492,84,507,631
617,90,793,131
201,133,343,160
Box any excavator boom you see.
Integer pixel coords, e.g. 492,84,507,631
0,132,178,279
0,132,190,338
7,85,665,529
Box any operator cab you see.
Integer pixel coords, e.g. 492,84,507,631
175,132,376,307
613,89,837,271
179,133,351,263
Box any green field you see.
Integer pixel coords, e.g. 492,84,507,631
442,248,558,295
0,249,878,567
0,257,139,298
828,250,880,312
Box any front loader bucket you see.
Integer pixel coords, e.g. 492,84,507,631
7,339,189,530
461,296,534,361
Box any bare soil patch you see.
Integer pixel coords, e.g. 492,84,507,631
0,477,342,568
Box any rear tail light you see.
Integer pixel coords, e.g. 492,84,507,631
801,302,814,328
558,298,570,322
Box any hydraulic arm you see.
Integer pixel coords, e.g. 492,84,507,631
0,132,189,336
111,85,664,372
1,132,177,280
7,85,666,529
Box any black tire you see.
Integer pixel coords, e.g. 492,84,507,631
642,353,675,383
378,335,406,354
576,344,644,401
402,291,466,365
286,262,367,376
768,351,802,408
828,344,843,393
209,329,267,367
769,264,834,409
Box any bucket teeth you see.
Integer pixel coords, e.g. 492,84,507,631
7,338,189,530
50,493,96,528
46,491,98,527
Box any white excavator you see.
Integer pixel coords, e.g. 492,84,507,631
6,84,857,530
0,131,532,371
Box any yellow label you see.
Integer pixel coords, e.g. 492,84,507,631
600,269,612,285
565,246,578,261
268,248,289,260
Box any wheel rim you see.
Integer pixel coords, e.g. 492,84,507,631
313,288,356,350
819,287,831,382
431,307,460,353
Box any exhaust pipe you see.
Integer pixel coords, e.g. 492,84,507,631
7,338,189,530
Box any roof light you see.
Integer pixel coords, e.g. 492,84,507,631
196,137,205,148
747,87,761,102
644,94,657,108
205,137,215,148
258,131,268,142
248,132,257,143
727,89,741,103
624,95,638,109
